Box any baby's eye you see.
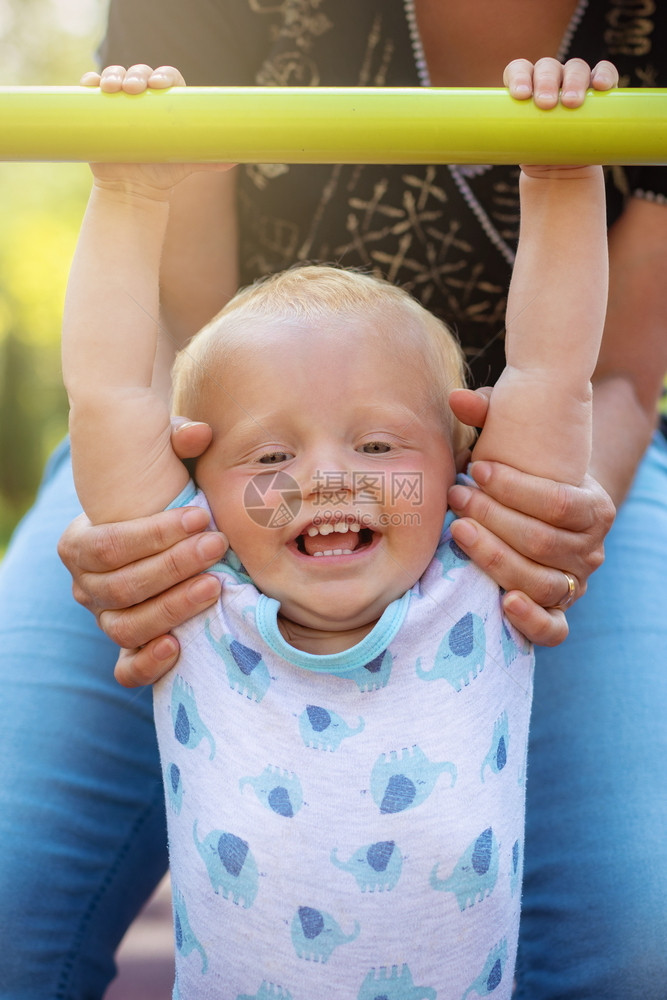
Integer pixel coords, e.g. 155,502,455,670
359,441,392,454
258,450,292,465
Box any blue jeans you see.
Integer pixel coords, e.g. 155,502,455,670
516,429,667,999
1,434,665,999
0,441,168,999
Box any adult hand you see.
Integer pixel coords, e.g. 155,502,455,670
448,387,615,646
58,419,225,687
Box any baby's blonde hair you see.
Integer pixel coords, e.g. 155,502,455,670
172,265,476,453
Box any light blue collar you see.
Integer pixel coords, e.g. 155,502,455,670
255,590,411,674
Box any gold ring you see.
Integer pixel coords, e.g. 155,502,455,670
553,571,577,612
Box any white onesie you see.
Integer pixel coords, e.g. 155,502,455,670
154,483,533,1000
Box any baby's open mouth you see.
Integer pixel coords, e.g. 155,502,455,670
295,521,375,557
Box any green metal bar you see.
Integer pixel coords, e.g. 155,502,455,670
0,86,664,164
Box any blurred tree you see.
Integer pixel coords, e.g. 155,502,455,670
0,0,103,84
0,0,105,549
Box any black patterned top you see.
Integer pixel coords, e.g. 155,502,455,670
100,0,666,387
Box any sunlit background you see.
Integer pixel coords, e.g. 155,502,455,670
0,4,665,554
0,0,105,550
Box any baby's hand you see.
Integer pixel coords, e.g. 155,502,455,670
80,63,185,95
79,64,233,195
504,57,619,109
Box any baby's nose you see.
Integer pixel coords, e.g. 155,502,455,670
309,468,351,502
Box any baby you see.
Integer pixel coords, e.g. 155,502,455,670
63,68,608,1000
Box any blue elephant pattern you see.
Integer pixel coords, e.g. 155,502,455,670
501,620,531,667
330,840,403,892
357,964,437,999
430,828,499,910
239,765,304,818
371,746,456,814
193,820,259,908
290,905,360,962
170,675,216,760
172,886,208,974
481,713,509,782
415,612,487,690
236,983,293,1000
298,704,365,750
462,940,508,998
205,620,271,702
165,762,183,814
434,536,471,580
345,649,393,692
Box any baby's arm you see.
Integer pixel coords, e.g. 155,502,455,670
62,66,227,524
472,61,612,486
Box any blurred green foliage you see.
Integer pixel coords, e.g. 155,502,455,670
0,0,105,549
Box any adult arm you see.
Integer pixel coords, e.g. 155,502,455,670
590,195,667,503
448,193,667,643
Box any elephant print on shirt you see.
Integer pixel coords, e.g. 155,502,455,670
193,820,259,908
239,765,304,818
290,905,360,963
416,612,486,690
501,619,531,666
172,887,208,974
434,536,471,580
370,745,456,814
481,713,509,782
165,762,184,814
298,705,365,750
462,939,509,998
204,620,271,702
170,675,216,760
430,828,499,910
330,839,403,892
236,983,293,1000
357,964,437,999
345,649,393,692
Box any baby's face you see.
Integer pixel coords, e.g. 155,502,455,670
195,314,457,648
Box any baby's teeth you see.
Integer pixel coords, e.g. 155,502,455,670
305,522,361,537
312,548,354,558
